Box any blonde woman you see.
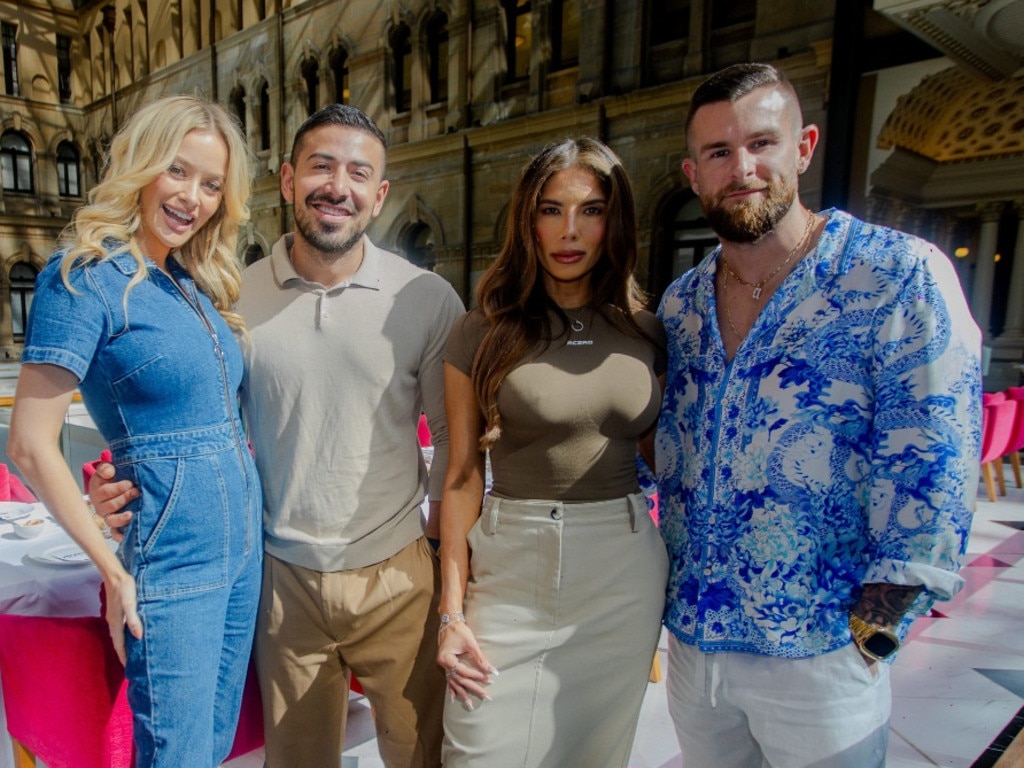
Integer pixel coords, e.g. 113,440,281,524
8,96,261,767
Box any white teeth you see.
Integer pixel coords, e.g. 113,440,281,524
163,205,195,225
314,202,349,216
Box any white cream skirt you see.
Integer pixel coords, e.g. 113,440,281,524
442,492,669,768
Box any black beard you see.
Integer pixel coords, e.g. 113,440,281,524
299,222,365,256
294,200,364,256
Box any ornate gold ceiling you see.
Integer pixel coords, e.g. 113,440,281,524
877,66,1024,161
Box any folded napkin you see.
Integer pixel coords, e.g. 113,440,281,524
0,462,37,503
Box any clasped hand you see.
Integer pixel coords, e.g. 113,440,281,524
87,461,139,542
436,620,498,710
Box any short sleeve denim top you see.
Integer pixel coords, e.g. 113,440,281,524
22,247,246,455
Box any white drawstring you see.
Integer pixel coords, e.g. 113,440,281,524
709,653,722,708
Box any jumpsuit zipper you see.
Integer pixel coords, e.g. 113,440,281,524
164,266,255,550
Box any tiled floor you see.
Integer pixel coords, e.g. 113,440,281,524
225,476,1024,768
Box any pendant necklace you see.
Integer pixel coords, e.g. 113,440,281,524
719,212,817,301
565,306,587,333
565,307,594,346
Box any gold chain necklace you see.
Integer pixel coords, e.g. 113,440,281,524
720,265,745,342
719,212,817,300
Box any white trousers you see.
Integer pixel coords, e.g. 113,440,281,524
443,493,669,768
667,635,890,768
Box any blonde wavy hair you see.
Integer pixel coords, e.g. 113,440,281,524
60,95,252,332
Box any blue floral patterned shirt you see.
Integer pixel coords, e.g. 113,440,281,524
655,209,982,658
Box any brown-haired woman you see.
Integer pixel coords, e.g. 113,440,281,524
436,137,669,767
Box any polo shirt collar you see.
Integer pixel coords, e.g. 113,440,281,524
271,233,382,292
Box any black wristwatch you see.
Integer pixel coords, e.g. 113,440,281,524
849,614,900,661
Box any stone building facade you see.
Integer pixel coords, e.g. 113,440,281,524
0,0,1021,386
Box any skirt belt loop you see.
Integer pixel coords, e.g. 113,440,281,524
481,496,501,536
626,493,647,532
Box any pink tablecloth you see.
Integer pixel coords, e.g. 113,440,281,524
0,506,263,768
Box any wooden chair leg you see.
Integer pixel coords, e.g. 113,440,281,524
983,462,997,502
1012,452,1022,489
995,459,1007,496
649,652,662,683
11,738,36,768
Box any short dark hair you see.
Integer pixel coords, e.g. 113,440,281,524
685,62,798,136
289,104,388,169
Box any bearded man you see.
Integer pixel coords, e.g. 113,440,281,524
654,62,981,768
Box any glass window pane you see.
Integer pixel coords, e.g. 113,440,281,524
560,0,580,65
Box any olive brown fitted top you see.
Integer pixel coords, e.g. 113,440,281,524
445,306,665,501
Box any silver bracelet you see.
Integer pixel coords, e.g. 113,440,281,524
438,611,466,640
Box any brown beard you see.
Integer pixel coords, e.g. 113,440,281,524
701,175,796,243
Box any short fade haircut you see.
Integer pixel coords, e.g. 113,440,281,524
289,103,388,171
685,62,800,136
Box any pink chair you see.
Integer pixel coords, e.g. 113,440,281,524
81,449,114,493
980,399,1018,501
0,463,36,503
983,391,1007,404
0,614,133,768
1004,387,1024,487
0,612,264,767
417,413,432,447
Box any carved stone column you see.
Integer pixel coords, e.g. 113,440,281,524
998,199,1024,339
986,201,1024,389
971,202,1004,336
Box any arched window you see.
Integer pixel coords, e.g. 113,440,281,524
8,262,38,341
427,12,449,105
502,0,531,81
1,131,33,193
551,0,579,70
301,57,319,116
243,243,265,265
391,24,412,112
230,85,247,135
56,140,80,197
330,46,349,105
259,81,271,151
399,222,436,270
647,191,717,304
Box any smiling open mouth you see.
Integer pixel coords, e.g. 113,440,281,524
162,205,195,225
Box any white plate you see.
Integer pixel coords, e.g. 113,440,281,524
0,501,35,523
27,542,94,567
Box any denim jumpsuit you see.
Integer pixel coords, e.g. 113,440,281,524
21,248,263,767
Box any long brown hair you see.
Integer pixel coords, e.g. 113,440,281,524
472,136,649,448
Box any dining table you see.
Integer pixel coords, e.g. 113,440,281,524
0,499,265,768
0,501,108,768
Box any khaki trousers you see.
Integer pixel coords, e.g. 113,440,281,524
256,537,445,768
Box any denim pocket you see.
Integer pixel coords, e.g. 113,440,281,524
127,452,231,599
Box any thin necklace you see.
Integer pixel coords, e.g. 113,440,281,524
720,266,745,342
719,212,817,300
565,307,586,333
